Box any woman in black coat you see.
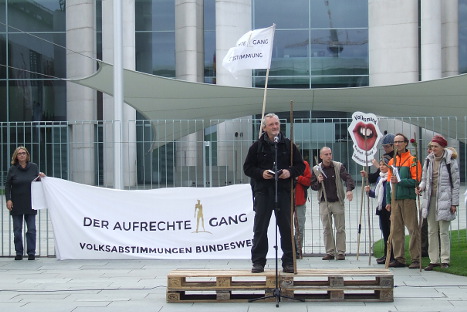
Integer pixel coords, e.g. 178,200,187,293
5,146,44,260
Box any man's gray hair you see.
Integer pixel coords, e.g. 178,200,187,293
261,113,279,128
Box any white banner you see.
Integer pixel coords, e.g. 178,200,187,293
37,178,276,260
222,24,275,73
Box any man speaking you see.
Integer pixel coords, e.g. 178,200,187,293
243,113,304,273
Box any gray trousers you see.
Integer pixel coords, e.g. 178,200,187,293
319,201,346,255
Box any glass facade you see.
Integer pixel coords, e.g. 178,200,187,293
253,0,369,88
0,1,66,122
135,0,175,77
460,0,467,73
203,0,216,83
1,0,465,123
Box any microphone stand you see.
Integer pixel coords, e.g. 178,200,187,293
249,137,303,307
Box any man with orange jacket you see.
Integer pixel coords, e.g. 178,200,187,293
385,133,422,269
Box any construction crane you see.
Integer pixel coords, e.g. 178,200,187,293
284,0,367,56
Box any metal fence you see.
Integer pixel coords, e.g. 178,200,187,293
1,116,466,257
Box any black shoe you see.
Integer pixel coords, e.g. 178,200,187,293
28,254,35,260
388,260,406,268
14,255,23,261
251,263,264,273
336,254,345,260
322,254,334,260
283,264,294,273
376,256,386,264
441,263,449,269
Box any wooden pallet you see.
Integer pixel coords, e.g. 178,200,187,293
166,268,393,303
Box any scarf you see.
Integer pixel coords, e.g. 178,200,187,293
374,171,388,211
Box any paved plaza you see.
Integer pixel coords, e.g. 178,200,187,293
1,255,467,312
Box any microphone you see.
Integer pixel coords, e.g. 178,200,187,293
273,136,279,143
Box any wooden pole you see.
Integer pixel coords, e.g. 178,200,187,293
365,132,372,265
385,151,397,269
413,132,422,272
258,68,270,138
356,173,365,260
289,101,298,273
357,129,369,261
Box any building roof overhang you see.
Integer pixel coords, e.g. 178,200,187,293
72,61,467,141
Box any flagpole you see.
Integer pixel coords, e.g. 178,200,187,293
258,68,270,138
113,0,124,190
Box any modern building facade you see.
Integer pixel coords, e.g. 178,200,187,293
1,0,466,187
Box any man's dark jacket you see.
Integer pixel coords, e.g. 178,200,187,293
243,132,305,193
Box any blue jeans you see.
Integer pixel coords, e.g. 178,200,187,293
12,214,36,256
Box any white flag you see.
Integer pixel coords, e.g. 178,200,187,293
222,24,275,74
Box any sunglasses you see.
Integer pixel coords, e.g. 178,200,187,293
17,152,27,155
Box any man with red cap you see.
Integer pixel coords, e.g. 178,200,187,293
431,135,447,149
417,135,459,271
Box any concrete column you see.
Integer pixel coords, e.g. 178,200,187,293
368,0,418,86
215,0,252,177
421,0,442,81
102,0,137,187
66,0,96,185
175,0,204,82
216,0,252,87
176,130,204,186
174,0,205,181
215,118,253,180
442,0,459,77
